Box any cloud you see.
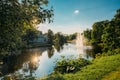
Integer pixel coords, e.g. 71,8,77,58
74,10,80,14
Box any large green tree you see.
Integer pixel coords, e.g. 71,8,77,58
91,20,109,44
102,9,120,52
83,9,120,53
0,0,53,54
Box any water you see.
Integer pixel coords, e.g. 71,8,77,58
24,43,93,78
0,33,94,79
0,43,93,79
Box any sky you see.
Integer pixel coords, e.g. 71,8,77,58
37,0,120,34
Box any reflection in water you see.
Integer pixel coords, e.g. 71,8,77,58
0,48,46,79
76,46,93,59
29,54,39,76
0,43,93,79
54,43,64,52
47,47,54,58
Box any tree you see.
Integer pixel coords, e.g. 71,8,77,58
67,33,77,41
47,29,54,44
83,9,120,53
102,19,120,51
114,9,120,21
91,21,109,44
54,32,67,45
101,9,120,52
83,28,92,40
22,28,39,45
0,0,53,54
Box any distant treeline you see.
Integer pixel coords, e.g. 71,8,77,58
42,29,77,45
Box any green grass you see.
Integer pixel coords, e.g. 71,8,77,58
42,54,120,80
102,67,120,80
63,54,120,80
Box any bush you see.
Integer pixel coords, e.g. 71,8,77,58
54,56,91,74
95,48,120,58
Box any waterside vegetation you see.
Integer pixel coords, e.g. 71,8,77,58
0,0,120,80
42,9,120,80
42,51,120,80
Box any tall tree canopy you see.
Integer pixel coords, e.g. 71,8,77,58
102,9,120,51
83,9,120,52
91,20,109,44
0,0,53,54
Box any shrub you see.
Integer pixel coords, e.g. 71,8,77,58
95,48,120,58
54,56,91,74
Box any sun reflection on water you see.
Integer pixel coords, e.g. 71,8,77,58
32,56,38,63
30,54,39,64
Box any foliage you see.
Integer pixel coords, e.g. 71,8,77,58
22,28,39,45
66,33,77,41
95,48,120,58
54,32,67,46
47,29,54,44
83,9,120,53
91,21,109,44
83,28,92,40
102,21,120,52
54,56,91,74
0,0,53,54
44,53,120,80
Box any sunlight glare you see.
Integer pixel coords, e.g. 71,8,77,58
32,56,38,63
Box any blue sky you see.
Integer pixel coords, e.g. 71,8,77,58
38,0,120,34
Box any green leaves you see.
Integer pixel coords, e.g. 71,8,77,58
0,0,54,54
54,56,91,74
102,20,120,52
83,9,120,53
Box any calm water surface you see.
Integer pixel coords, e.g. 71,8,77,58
0,43,93,79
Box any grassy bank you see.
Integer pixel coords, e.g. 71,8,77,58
42,54,120,80
102,67,120,80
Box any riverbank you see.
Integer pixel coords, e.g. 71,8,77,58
42,53,120,80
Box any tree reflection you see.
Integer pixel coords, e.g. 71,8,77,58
0,44,66,79
92,44,102,58
54,43,64,52
0,48,46,79
85,49,94,59
47,47,54,58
